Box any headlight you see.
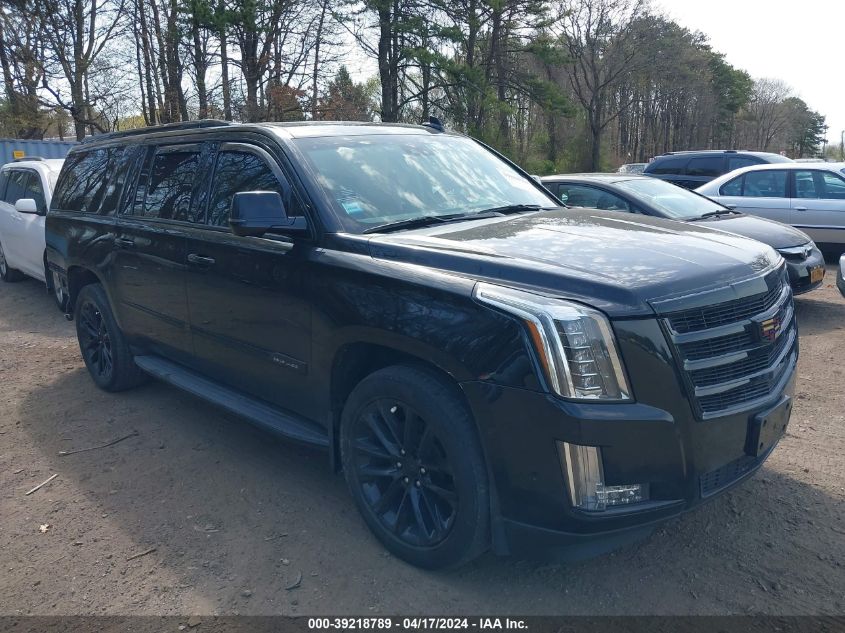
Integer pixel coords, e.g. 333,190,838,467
473,283,631,401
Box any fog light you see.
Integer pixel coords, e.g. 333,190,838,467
558,442,648,511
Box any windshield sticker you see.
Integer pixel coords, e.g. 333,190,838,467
341,199,365,216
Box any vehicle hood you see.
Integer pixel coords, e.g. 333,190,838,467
691,214,810,249
366,208,782,318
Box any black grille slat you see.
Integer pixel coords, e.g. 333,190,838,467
668,277,783,334
689,326,792,387
665,267,796,417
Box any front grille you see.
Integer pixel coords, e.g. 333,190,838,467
664,267,797,419
668,278,783,333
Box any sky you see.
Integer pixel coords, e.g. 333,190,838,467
658,0,845,146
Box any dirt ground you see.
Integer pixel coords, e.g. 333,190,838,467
0,265,843,617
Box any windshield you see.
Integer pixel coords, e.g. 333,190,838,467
294,134,557,232
615,177,727,220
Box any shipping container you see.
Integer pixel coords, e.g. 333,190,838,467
0,138,77,165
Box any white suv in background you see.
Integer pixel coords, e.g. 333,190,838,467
0,157,66,308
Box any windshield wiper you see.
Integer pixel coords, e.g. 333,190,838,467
477,203,548,215
689,208,739,221
363,209,527,234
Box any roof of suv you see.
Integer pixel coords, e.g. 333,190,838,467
78,120,449,147
2,158,65,172
651,150,791,160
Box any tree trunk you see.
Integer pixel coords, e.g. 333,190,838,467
377,5,396,122
218,0,232,121
311,0,327,120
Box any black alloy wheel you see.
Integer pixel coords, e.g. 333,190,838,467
74,283,146,392
78,299,114,381
341,365,489,569
351,398,458,547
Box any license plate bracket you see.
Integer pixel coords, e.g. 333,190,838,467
746,397,791,457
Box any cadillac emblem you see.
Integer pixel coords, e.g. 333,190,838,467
759,315,782,343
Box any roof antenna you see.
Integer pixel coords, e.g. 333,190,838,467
423,115,445,132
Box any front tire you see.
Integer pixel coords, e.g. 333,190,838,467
340,365,489,569
75,283,146,392
0,241,24,282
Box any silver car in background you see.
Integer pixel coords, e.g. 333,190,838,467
696,163,845,246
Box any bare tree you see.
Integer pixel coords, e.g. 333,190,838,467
555,0,647,170
38,0,128,139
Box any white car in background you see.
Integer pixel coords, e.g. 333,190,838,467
0,157,67,308
696,162,845,246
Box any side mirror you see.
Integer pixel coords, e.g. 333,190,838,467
15,198,38,214
837,254,845,298
229,191,305,237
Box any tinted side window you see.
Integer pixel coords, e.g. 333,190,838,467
742,170,787,198
686,156,724,177
52,149,115,213
24,171,47,212
720,175,743,196
728,156,761,171
135,149,202,222
558,184,629,211
4,170,30,203
647,157,690,175
207,150,301,227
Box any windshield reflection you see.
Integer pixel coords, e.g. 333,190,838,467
294,134,556,233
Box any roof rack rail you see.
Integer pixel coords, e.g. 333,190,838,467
13,155,45,162
80,119,233,144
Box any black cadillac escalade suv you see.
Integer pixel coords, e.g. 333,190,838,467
46,121,797,569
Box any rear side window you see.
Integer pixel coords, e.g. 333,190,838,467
686,156,724,177
720,176,743,196
742,170,787,198
133,148,203,222
0,170,9,199
53,149,122,214
4,170,30,203
647,157,689,175
558,184,630,211
207,149,302,227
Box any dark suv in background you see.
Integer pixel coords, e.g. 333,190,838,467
47,121,796,569
644,150,793,189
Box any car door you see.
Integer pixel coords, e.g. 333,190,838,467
790,169,845,245
1,169,45,279
18,168,48,279
111,143,210,364
183,142,313,416
714,169,792,225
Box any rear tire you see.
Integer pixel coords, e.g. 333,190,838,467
75,283,146,392
46,266,69,312
340,365,489,569
0,241,24,282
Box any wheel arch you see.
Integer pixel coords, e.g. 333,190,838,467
66,266,106,314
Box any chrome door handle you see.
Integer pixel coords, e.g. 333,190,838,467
187,253,215,266
794,206,808,212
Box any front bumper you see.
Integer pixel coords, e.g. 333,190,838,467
459,334,796,560
784,247,825,295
